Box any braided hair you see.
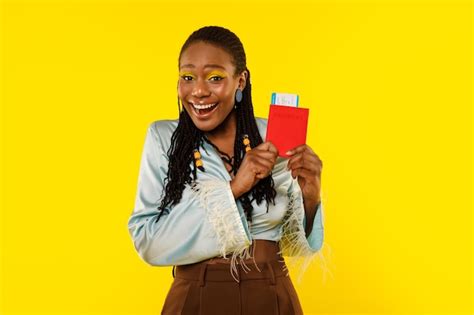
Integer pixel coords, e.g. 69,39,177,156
156,25,277,223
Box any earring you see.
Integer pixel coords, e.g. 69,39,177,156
243,134,251,152
235,88,243,103
193,149,205,171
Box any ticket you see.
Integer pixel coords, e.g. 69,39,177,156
270,92,299,107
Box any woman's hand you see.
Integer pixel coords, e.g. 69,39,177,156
230,141,279,199
286,144,323,209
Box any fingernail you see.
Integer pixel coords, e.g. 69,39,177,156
286,150,293,155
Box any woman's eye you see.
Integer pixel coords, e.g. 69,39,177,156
209,76,223,82
181,75,193,81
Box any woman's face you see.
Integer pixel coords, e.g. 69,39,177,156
178,41,247,132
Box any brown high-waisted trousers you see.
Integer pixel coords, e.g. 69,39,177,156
161,240,304,315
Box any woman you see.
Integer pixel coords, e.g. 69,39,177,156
128,25,325,315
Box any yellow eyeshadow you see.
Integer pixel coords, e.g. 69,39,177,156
206,71,227,79
179,72,195,78
178,71,227,79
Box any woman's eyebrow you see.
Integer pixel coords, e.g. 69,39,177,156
180,63,226,70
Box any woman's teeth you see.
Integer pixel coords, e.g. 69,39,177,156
191,102,218,115
192,103,217,109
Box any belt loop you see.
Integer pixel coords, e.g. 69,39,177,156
172,265,176,278
199,262,208,287
266,261,276,286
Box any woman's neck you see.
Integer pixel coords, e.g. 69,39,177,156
205,110,237,148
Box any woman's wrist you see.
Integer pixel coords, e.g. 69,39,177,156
303,196,320,211
230,180,244,199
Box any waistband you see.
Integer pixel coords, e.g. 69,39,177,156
208,239,283,264
175,259,288,285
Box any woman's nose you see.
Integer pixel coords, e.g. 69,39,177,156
191,80,211,98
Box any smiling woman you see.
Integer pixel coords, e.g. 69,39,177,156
127,25,325,315
178,41,247,131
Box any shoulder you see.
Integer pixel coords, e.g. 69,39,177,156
149,119,179,135
147,119,179,149
254,116,268,140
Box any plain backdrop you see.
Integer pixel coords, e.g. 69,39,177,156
1,0,472,314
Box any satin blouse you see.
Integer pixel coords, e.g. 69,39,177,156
127,117,324,280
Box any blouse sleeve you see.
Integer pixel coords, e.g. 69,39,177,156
303,201,324,251
127,122,252,266
279,176,325,257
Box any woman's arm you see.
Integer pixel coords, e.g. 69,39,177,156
127,122,251,266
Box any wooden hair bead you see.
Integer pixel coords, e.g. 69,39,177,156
243,134,251,152
193,149,205,171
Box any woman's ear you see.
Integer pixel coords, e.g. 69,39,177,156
239,70,248,90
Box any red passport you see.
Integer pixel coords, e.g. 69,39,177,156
265,104,309,158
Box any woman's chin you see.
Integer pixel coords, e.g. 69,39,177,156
187,114,218,132
194,121,220,132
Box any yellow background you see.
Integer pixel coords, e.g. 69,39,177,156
1,0,472,314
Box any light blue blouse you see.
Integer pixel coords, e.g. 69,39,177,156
127,117,324,280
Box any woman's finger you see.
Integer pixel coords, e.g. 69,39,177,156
251,160,273,178
287,152,318,170
291,167,318,180
251,156,275,172
251,149,278,163
249,157,274,172
286,144,313,156
256,141,279,155
289,158,319,173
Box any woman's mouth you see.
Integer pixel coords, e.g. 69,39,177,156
190,102,219,118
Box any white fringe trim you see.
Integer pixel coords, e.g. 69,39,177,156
278,188,334,285
189,178,334,284
190,179,255,282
